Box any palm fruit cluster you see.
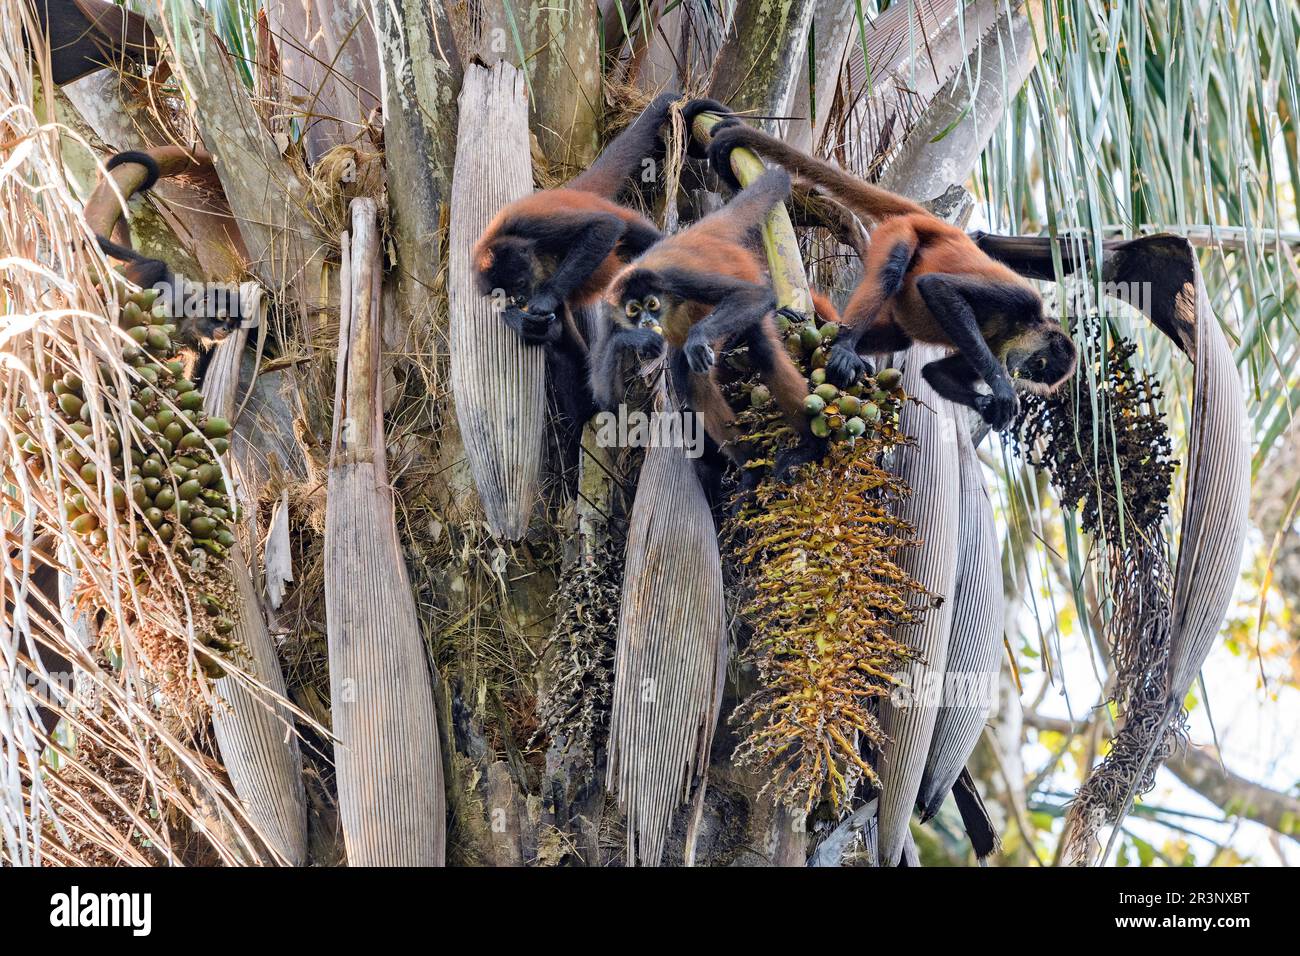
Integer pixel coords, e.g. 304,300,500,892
723,303,933,813
736,310,907,463
1015,324,1176,539
729,442,930,813
13,283,241,681
532,539,622,772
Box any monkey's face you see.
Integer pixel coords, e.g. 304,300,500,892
620,292,666,334
1005,325,1078,395
475,236,542,303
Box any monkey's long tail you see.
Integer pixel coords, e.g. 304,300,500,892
96,234,149,264
713,124,929,222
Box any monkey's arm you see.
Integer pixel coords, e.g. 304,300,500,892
545,308,598,426
682,282,776,374
639,267,772,373
919,353,984,409
914,273,1026,429
617,219,663,260
826,220,920,386
590,326,664,411
508,212,627,318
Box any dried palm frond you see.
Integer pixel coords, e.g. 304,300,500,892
872,343,962,867
917,410,1004,841
324,199,446,865
201,314,309,866
447,61,546,540
606,439,726,868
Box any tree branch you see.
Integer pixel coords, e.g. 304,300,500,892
1026,712,1300,841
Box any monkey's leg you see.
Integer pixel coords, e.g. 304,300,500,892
669,349,746,508
915,274,1030,429
828,220,918,385
687,369,747,466
568,91,679,196
546,307,597,427
967,232,1087,282
919,353,984,410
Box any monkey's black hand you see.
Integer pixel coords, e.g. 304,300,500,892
684,333,716,374
618,327,666,361
975,385,1019,430
502,305,560,345
681,98,734,158
825,342,867,388
525,291,561,317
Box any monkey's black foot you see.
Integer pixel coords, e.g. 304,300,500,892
502,305,560,345
825,342,867,388
974,388,1019,430
772,438,827,482
684,336,716,374
681,98,734,158
775,306,810,326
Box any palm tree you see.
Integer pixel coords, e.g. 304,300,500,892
1,0,1295,868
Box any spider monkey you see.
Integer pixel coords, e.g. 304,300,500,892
594,166,820,493
93,151,241,363
705,119,1078,430
473,92,695,434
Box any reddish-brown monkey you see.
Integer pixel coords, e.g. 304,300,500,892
704,118,1077,429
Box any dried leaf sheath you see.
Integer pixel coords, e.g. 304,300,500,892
325,199,446,865
1166,265,1249,700
199,321,309,865
607,443,727,867
448,62,546,539
917,410,1003,831
874,343,961,866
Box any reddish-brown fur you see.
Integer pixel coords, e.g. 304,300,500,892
473,190,653,305
707,124,1040,348
841,214,1034,348
606,217,810,464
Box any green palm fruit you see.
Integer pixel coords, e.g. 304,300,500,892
875,367,903,390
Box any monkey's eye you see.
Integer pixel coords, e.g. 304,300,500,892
644,296,660,312
625,301,642,318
